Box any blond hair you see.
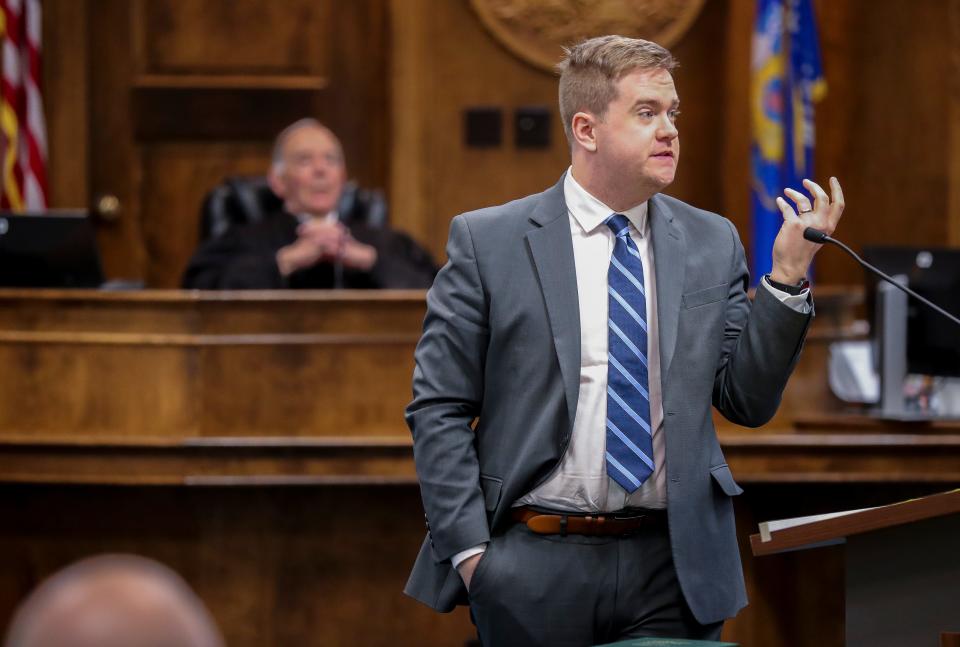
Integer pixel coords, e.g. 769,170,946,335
557,35,678,144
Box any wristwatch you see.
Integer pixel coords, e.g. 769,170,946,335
764,274,809,296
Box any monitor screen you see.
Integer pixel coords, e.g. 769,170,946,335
862,246,960,378
0,211,104,288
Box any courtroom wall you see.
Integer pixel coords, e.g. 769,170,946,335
391,0,960,284
43,0,960,287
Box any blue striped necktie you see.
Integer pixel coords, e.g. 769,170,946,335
604,213,654,493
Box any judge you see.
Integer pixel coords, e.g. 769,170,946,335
182,119,437,290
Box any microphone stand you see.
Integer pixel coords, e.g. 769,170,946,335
803,227,960,327
804,227,960,419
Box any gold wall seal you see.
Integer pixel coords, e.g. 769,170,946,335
470,0,706,72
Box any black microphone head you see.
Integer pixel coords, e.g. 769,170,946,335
803,227,829,243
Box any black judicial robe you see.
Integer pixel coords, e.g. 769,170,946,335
182,211,438,290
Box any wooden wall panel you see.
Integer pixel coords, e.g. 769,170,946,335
198,342,416,437
0,485,476,647
323,0,391,194
813,0,952,284
89,0,146,281
134,0,331,75
42,0,88,209
719,0,756,258
659,0,728,217
0,344,199,437
950,0,960,246
390,0,569,258
139,144,272,288
0,291,426,441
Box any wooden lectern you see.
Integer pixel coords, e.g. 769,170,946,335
751,489,960,646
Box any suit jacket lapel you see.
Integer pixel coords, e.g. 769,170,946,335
525,179,581,431
650,194,685,382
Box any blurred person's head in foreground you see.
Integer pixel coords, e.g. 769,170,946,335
4,554,225,647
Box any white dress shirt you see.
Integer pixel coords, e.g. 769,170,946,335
294,210,339,225
452,169,810,568
517,169,667,512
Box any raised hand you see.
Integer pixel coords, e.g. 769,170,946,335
771,177,845,285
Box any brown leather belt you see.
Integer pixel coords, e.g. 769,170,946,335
511,506,666,537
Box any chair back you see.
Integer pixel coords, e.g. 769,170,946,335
199,176,388,241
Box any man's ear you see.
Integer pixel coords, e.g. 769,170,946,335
267,167,286,199
571,112,598,153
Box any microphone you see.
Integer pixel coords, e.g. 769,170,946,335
804,227,960,327
802,227,830,244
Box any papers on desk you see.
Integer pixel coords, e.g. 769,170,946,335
828,340,879,403
758,507,877,543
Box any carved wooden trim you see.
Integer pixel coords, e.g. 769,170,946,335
470,0,707,72
0,331,421,346
0,436,418,485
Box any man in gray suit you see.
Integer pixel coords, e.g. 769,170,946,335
405,36,844,645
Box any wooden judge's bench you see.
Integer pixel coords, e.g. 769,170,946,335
0,288,957,646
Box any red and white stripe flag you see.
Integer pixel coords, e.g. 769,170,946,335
0,0,47,211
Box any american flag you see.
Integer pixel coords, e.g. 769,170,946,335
0,0,47,211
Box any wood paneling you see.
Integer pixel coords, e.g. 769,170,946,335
0,290,425,440
389,0,569,258
388,0,433,258
89,0,145,281
0,287,857,442
659,0,728,216
139,144,271,287
949,0,960,246
0,485,476,647
42,0,88,209
720,0,756,256
133,0,332,75
0,438,419,486
813,0,952,283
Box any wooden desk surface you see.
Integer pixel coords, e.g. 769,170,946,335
1,287,956,486
0,289,428,449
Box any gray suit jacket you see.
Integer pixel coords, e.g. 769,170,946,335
404,177,811,624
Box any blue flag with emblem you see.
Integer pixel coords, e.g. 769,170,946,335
750,0,826,284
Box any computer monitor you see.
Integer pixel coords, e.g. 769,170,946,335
862,246,960,378
0,211,105,288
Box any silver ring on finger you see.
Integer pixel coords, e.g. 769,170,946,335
798,208,813,214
